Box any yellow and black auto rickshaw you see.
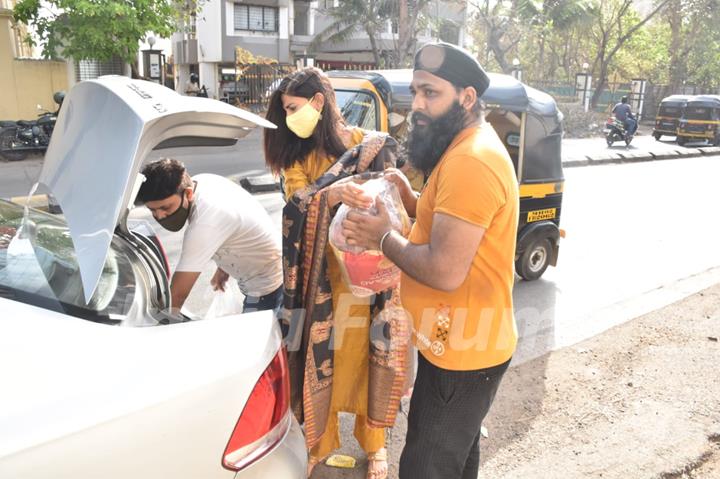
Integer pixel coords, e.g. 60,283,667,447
677,95,720,146
652,94,692,141
328,69,565,280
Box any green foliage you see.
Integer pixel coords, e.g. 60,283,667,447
469,0,718,91
614,22,671,83
13,0,197,63
311,0,391,65
686,28,720,88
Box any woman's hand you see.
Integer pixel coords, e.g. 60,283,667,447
328,181,373,209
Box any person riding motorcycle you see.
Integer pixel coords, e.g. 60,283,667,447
612,96,637,136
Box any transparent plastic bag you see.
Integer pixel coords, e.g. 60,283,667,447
205,277,244,319
329,177,411,297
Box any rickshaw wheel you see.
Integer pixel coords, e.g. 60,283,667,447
677,136,687,146
516,238,552,281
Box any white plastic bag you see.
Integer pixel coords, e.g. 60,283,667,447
205,277,244,319
329,177,411,297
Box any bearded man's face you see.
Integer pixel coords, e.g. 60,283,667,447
407,70,469,175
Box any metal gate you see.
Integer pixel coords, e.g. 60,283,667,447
74,57,125,82
233,63,296,113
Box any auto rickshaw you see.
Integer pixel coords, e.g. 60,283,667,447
328,69,565,280
652,94,692,141
676,94,720,146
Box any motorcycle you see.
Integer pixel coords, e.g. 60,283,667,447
0,92,64,162
604,117,634,147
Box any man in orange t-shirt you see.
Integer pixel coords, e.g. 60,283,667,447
342,42,519,479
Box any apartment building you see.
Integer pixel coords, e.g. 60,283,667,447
173,0,467,100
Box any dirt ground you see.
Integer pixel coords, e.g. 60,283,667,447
313,283,720,478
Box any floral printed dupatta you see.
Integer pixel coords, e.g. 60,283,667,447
280,134,412,449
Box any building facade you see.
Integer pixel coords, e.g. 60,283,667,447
173,0,467,101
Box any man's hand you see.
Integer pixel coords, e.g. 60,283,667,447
383,168,417,217
211,267,230,292
342,196,396,251
170,271,201,314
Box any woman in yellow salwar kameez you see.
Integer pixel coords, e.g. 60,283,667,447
264,68,410,479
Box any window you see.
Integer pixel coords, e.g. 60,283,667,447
686,107,711,120
234,4,278,33
335,90,379,131
659,106,680,116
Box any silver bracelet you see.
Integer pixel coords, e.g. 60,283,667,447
379,230,393,253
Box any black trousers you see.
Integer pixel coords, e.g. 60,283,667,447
399,354,511,479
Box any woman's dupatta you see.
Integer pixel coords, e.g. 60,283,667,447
279,134,412,449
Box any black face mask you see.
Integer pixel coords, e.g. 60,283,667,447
158,192,192,232
407,100,467,176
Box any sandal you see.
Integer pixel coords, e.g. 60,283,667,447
367,447,388,479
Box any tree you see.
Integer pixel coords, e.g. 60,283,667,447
518,0,596,80
469,0,522,73
612,20,670,84
469,0,594,76
311,0,392,67
587,0,671,107
663,0,720,91
385,0,433,68
13,0,200,64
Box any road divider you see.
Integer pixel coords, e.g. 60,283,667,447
563,144,715,168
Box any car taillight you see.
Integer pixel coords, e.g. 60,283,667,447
222,348,291,471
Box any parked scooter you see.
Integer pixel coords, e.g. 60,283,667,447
0,91,65,161
604,117,634,147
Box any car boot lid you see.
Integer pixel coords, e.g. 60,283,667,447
38,76,276,303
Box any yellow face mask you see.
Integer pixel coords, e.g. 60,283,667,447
286,101,321,138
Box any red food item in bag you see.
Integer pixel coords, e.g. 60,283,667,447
332,249,401,297
329,177,411,297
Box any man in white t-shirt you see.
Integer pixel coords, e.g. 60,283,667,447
136,158,283,315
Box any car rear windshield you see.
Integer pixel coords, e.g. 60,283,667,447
0,200,137,324
336,89,379,131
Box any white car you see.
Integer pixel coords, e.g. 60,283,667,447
0,77,306,478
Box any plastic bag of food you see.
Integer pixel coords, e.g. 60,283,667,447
329,177,411,297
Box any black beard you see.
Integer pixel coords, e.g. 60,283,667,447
407,101,467,176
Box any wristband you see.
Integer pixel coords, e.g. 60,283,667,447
379,230,393,253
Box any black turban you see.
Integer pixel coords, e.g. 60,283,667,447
413,42,490,97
